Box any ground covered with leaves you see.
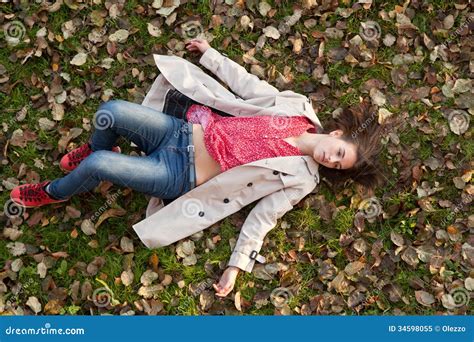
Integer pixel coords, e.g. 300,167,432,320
0,0,472,315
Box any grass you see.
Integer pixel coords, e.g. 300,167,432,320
0,0,471,316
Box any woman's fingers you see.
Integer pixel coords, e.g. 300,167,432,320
186,42,201,53
214,284,226,297
213,282,231,297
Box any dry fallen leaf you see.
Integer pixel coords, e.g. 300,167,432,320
81,219,96,236
70,52,88,66
415,290,435,307
121,269,134,287
235,291,242,311
94,207,127,229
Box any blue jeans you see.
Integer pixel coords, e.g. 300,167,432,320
47,100,195,200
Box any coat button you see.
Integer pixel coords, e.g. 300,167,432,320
247,182,253,187
223,198,229,203
198,211,204,217
273,171,279,175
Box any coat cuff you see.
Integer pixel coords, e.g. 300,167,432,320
227,238,266,273
199,47,224,74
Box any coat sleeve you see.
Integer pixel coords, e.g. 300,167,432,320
226,181,316,273
199,47,279,100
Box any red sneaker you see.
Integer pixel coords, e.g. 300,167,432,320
10,180,69,208
60,142,121,172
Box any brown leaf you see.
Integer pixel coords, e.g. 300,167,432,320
65,205,81,219
390,231,405,247
94,207,127,229
149,253,159,273
57,127,83,153
401,246,419,267
51,251,69,259
234,291,242,311
415,290,435,306
86,256,106,276
27,211,44,227
44,299,63,314
344,261,365,276
70,228,79,239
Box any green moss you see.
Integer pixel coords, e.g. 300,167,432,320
333,208,355,234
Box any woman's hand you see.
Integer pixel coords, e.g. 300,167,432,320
185,38,210,54
213,266,240,297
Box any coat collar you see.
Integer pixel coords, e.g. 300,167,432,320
239,155,320,177
153,53,324,130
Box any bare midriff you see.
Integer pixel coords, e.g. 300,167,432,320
191,124,299,187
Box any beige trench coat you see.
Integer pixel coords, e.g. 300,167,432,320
131,47,323,272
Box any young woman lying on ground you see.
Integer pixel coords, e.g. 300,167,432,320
10,38,384,298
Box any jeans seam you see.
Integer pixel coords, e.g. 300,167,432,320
111,123,172,154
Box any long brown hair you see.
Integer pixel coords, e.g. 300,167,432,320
318,100,386,193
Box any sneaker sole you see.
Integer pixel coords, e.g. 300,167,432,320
9,194,69,208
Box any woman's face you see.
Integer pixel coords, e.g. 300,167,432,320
313,129,358,169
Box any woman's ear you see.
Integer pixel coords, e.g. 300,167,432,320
329,129,344,137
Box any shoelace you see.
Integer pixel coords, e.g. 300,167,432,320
69,144,92,165
19,182,49,202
